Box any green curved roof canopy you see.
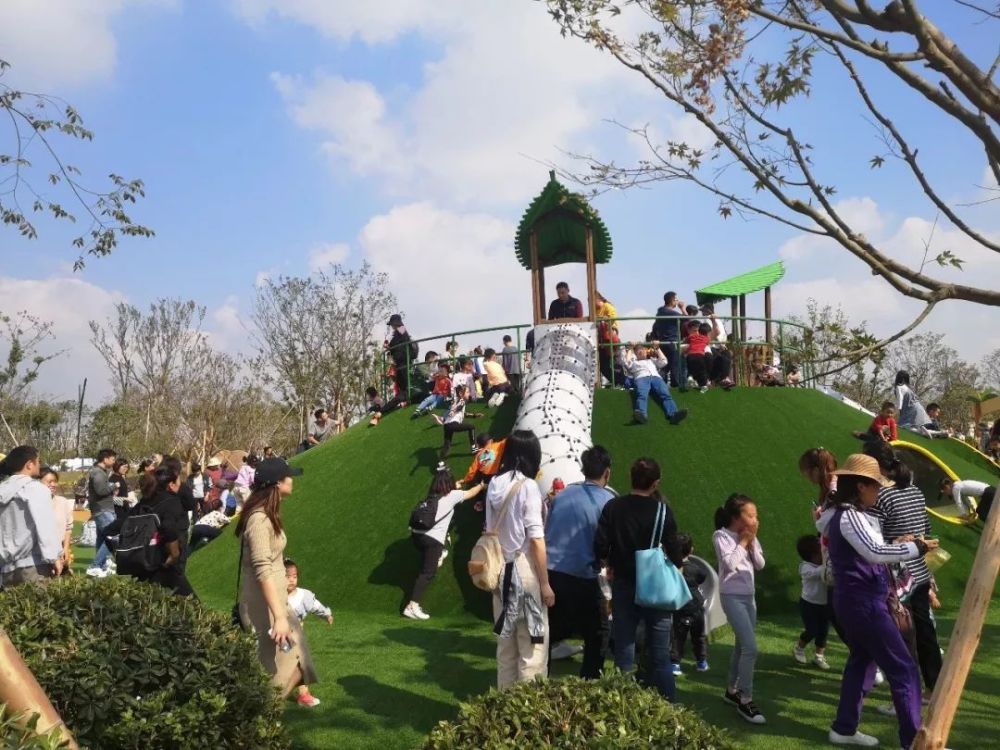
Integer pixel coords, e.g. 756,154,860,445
514,171,613,270
695,261,785,305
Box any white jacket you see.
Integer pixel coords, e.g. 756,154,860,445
0,475,63,575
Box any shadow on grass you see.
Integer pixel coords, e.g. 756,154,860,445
383,625,495,700
368,538,415,614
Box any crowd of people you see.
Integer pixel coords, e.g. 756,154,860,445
399,422,995,747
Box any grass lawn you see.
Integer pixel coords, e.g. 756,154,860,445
177,386,999,749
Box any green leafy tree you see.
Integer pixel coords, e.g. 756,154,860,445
1,58,153,267
0,310,61,446
547,0,1000,351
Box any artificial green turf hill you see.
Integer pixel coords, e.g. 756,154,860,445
187,387,998,619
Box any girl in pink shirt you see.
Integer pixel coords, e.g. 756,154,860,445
712,493,766,725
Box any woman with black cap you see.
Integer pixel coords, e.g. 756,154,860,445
236,457,321,707
386,313,416,400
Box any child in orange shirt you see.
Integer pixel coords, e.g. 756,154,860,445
414,363,453,416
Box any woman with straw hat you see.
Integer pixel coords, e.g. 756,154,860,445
817,454,939,749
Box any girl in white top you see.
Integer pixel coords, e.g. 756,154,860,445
40,467,74,569
483,430,554,688
403,464,484,621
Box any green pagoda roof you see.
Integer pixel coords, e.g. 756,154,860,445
514,171,612,270
695,261,785,305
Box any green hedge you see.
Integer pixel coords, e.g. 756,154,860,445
424,672,736,749
0,577,288,750
0,706,69,750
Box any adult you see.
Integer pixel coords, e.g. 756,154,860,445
867,456,942,701
86,448,118,576
594,457,682,700
185,461,212,511
386,313,417,399
0,446,63,587
547,282,584,320
110,457,133,522
626,344,688,425
403,464,484,621
892,370,930,431
204,456,226,514
595,292,620,385
484,430,554,688
500,335,522,392
545,445,615,679
236,457,320,705
40,467,74,572
651,291,685,387
818,454,935,749
300,409,335,453
939,476,993,519
703,305,734,386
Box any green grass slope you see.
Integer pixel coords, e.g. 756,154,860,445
185,387,999,750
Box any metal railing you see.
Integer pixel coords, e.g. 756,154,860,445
381,315,816,401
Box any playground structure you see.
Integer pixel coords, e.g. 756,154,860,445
892,440,979,524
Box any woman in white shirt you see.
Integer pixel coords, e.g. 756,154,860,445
484,430,555,688
403,464,484,621
40,467,74,570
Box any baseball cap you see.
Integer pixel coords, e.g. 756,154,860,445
253,458,304,489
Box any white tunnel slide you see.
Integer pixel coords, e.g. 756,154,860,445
511,322,727,631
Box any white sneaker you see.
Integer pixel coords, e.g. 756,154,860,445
437,549,449,568
793,643,808,664
495,393,507,406
829,729,879,746
873,668,885,686
550,641,584,660
85,566,108,578
402,602,430,620
487,393,500,407
814,654,831,670
104,559,117,575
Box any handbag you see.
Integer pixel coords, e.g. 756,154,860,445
231,536,245,628
634,503,692,611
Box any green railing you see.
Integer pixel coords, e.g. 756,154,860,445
381,315,816,401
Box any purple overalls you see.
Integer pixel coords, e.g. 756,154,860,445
827,508,923,749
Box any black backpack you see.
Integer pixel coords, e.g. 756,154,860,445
409,495,449,532
115,512,164,575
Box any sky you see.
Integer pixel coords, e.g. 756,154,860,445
1,0,998,403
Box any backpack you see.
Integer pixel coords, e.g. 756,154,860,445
115,512,164,575
468,479,525,592
409,495,449,532
409,339,420,362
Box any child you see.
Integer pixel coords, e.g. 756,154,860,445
684,315,721,391
404,464,485,620
482,348,512,407
432,385,482,458
713,493,766,724
452,358,479,402
413,363,453,416
793,534,831,670
461,434,506,491
671,533,709,675
365,387,385,426
853,401,897,443
922,403,949,438
284,558,333,707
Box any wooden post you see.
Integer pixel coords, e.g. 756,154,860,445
0,630,78,748
764,286,773,345
913,506,1000,749
584,226,598,322
530,232,543,325
730,296,741,385
739,294,747,341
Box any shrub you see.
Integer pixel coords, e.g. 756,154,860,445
0,576,288,750
424,672,737,749
0,706,69,750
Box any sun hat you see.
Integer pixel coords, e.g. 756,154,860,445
387,313,403,327
205,456,222,468
832,454,892,486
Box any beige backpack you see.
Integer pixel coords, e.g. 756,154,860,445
468,479,525,592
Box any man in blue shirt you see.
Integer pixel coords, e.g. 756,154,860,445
652,291,685,388
545,445,616,678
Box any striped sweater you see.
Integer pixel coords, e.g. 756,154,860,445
868,485,932,586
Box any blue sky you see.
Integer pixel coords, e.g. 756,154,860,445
1,0,997,401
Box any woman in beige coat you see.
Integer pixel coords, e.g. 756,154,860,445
236,458,321,707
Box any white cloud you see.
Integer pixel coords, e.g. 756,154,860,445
0,275,122,401
254,269,275,288
266,1,654,206
358,203,530,347
307,242,350,272
0,0,174,88
207,295,250,355
779,196,886,261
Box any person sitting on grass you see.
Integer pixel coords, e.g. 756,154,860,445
432,385,482,458
190,507,232,549
626,344,688,426
483,348,513,407
365,387,385,426
413,363,453,417
853,401,897,443
452,358,480,402
403,464,485,621
939,476,995,519
793,534,831,671
670,533,709,676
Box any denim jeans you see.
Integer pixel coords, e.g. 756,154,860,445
92,509,116,568
417,393,446,411
634,376,678,419
611,578,675,700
